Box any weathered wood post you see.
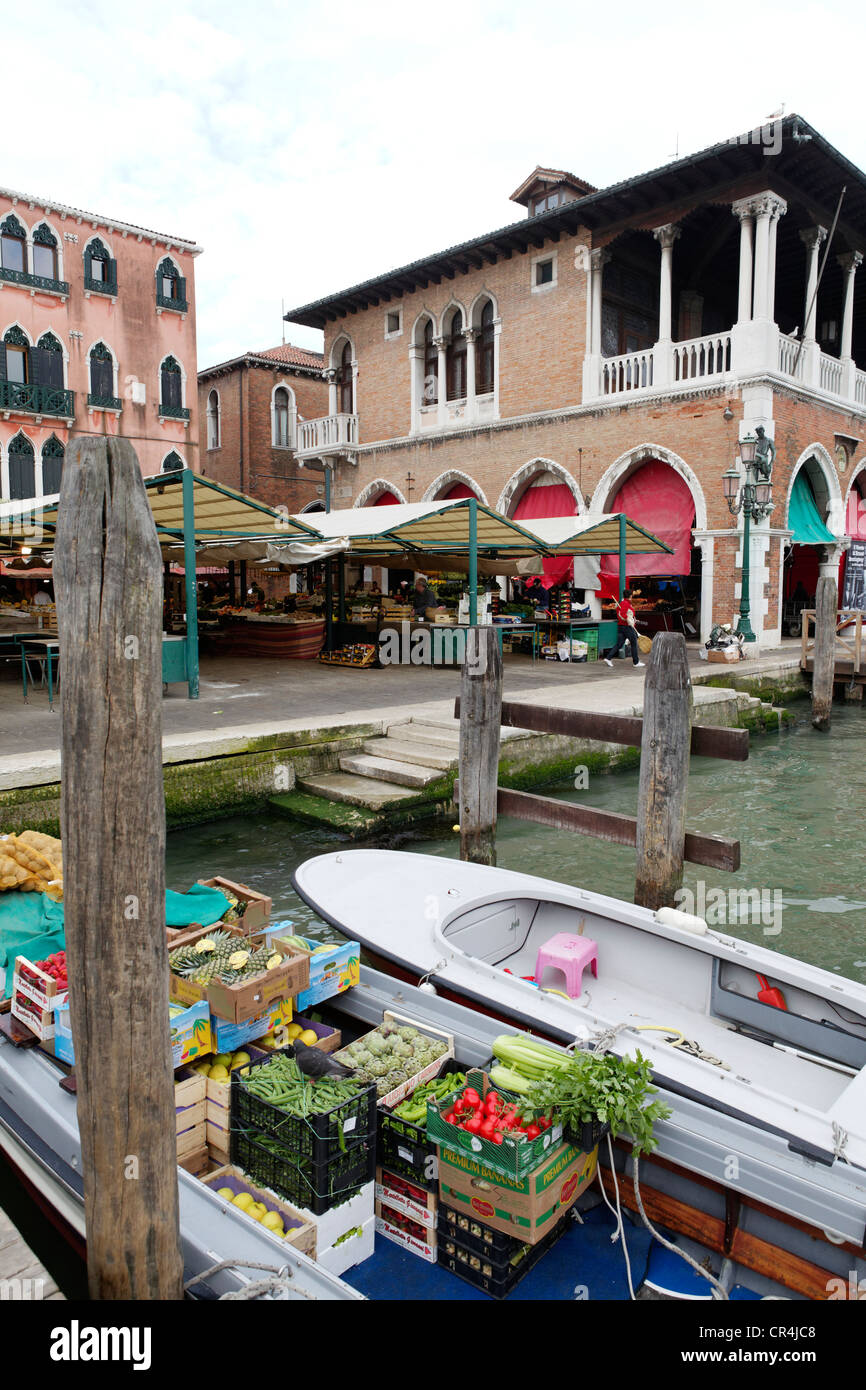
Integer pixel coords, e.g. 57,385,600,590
54,437,184,1300
634,632,693,910
811,547,839,730
458,625,502,865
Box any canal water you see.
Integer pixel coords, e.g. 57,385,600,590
166,704,866,980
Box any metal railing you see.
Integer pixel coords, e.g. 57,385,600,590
0,380,74,417
0,266,69,296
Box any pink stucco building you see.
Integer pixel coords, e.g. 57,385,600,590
0,185,202,499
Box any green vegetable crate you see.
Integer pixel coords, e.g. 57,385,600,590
426,1069,564,1183
333,1010,455,1107
230,1056,377,1215
378,1062,466,1191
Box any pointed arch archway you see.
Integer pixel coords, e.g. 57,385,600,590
354,478,407,507
422,470,487,504
497,458,583,518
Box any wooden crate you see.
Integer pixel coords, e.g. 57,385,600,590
201,1164,316,1259
177,1145,209,1176
197,877,272,933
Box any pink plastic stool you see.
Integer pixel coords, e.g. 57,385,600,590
534,932,598,998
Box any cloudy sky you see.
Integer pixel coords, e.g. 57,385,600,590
6,0,865,367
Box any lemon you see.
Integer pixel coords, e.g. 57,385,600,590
299,1029,320,1047
216,1187,235,1201
230,1051,251,1069
286,1023,303,1039
208,1064,230,1082
213,1053,233,1069
232,1192,254,1210
261,1211,284,1234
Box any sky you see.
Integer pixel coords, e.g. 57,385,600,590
5,0,866,368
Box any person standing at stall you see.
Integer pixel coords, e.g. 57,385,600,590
412,574,441,617
602,589,645,668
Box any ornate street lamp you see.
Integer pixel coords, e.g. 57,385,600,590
723,430,775,642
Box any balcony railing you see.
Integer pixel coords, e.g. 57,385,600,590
158,402,190,420
87,392,122,411
0,380,74,418
601,349,654,396
297,413,360,455
84,272,118,297
156,292,187,313
0,266,69,296
673,331,731,381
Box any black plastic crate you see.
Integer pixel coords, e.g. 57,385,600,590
437,1210,570,1300
567,1118,610,1152
377,1061,464,1190
438,1201,529,1260
231,1055,377,1164
231,1123,375,1216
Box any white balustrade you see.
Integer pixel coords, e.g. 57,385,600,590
777,331,804,379
673,332,732,382
297,413,359,454
819,352,844,397
855,369,866,408
601,348,654,395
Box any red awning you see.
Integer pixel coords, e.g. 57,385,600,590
601,460,695,580
513,480,577,588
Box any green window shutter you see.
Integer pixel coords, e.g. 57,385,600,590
176,275,186,303
108,257,118,289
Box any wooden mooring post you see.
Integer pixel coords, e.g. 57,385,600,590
54,437,184,1300
811,555,840,731
634,632,693,910
458,626,502,864
456,629,739,896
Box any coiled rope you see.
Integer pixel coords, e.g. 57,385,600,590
184,1259,319,1301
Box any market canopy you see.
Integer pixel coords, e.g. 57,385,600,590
0,471,324,547
788,469,835,545
516,512,675,556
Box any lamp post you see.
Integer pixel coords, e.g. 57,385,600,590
722,432,774,643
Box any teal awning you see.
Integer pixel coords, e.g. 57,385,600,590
789,470,834,545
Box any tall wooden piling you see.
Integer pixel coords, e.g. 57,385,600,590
634,632,693,911
811,562,837,731
458,626,502,865
54,437,183,1300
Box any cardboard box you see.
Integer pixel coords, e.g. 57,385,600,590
271,928,360,1011
10,956,68,1042
317,1214,375,1278
169,999,212,1068
333,1008,453,1109
257,1015,341,1054
375,1198,438,1262
209,997,292,1054
707,646,742,663
201,1164,316,1258
170,938,308,1025
438,1140,597,1246
197,877,272,933
376,1166,437,1230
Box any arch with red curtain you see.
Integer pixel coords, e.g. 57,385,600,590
510,472,580,588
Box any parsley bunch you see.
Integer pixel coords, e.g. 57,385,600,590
519,1049,672,1156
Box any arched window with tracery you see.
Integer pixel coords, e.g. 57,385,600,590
273,386,294,447
160,356,186,417
8,433,35,499
37,333,64,390
2,326,30,385
31,224,59,281
41,435,65,494
89,342,117,406
423,319,438,405
446,309,467,401
84,237,117,295
0,214,26,276
162,451,185,472
156,257,187,311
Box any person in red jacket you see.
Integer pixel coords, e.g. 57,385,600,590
602,590,645,667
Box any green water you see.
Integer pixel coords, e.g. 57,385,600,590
166,705,866,981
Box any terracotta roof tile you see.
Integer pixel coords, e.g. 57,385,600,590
254,343,324,367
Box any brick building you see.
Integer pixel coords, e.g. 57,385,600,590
0,184,201,496
196,343,328,514
285,115,866,645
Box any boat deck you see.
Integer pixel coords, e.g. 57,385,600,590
0,1205,64,1300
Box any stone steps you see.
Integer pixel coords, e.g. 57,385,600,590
384,721,460,750
338,753,442,788
297,772,424,810
361,737,456,770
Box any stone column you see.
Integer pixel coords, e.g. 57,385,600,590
492,316,502,419
576,245,595,400
464,327,478,421
408,341,423,434
325,367,337,417
800,226,827,342
434,335,448,427
653,224,680,385
732,199,755,324
838,251,863,400
590,247,608,355
751,193,787,322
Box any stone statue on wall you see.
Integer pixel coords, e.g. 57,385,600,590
753,425,775,480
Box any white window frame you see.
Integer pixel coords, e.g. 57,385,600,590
531,249,558,294
206,388,221,450
271,381,296,449
384,306,403,340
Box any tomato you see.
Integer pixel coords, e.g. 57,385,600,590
484,1091,500,1111
536,1116,550,1131
465,1114,483,1134
462,1088,481,1108
525,1124,541,1140
491,1131,504,1144
443,1109,456,1124
479,1119,496,1139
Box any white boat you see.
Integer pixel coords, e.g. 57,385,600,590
293,850,866,1195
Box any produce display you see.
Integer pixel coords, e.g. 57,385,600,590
30,950,68,990
0,830,63,899
190,1049,252,1081
390,1073,467,1124
487,1033,572,1094
214,1186,294,1239
236,1052,364,1147
515,1047,672,1156
168,929,283,985
337,1022,449,1099
438,1083,553,1146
